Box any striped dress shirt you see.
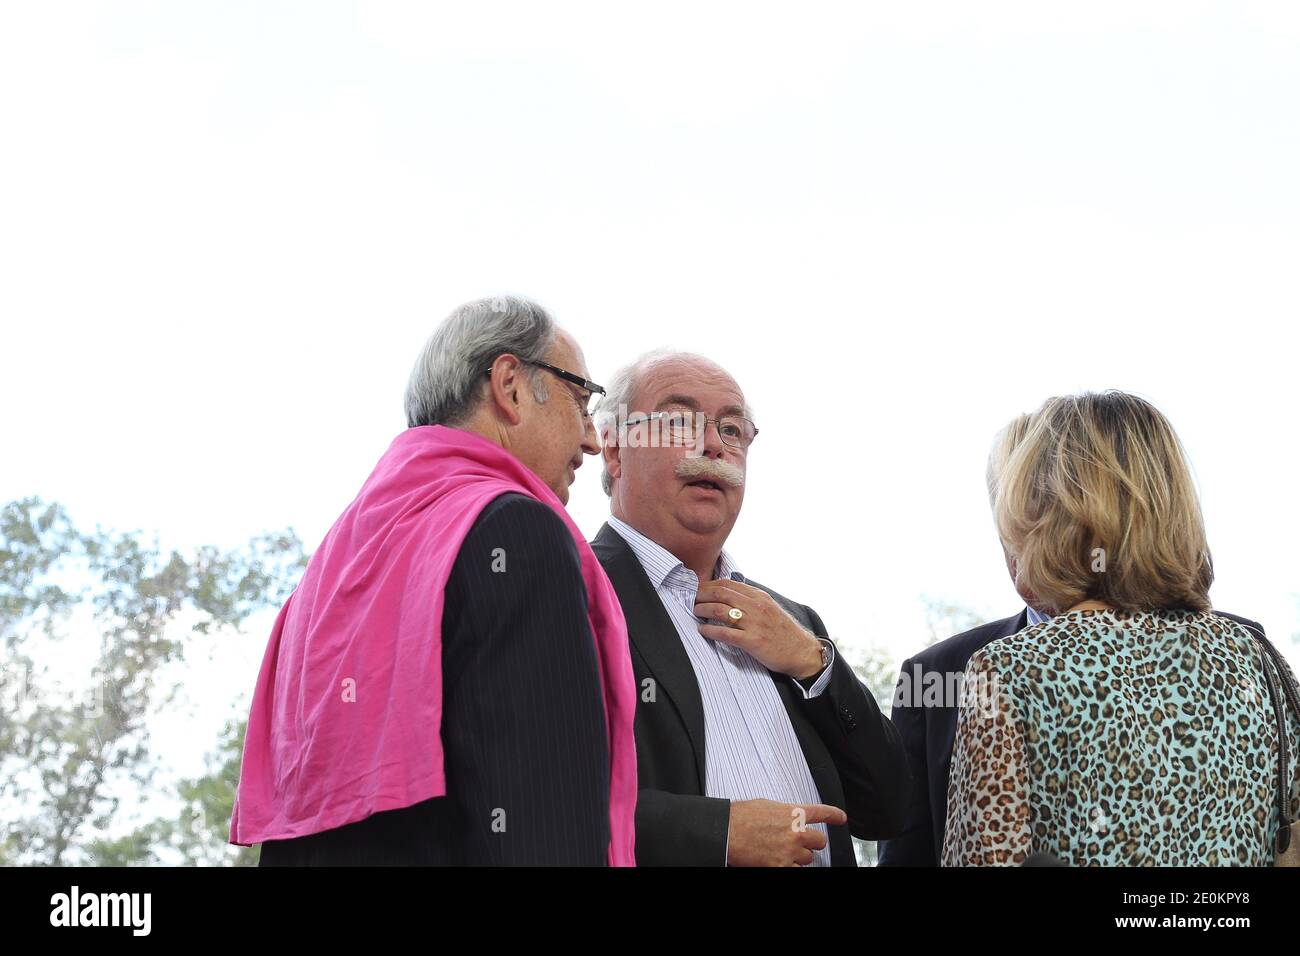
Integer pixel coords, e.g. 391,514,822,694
608,516,834,866
1025,605,1052,627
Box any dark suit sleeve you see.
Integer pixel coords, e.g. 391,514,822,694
635,789,732,866
439,494,610,865
787,605,911,840
876,656,937,866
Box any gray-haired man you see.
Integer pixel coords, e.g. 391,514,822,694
590,350,910,866
241,296,636,866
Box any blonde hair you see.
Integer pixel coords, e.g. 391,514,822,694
994,391,1213,613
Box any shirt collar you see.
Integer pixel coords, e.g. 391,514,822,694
607,515,745,589
1025,605,1053,626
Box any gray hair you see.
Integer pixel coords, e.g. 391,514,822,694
986,413,1033,507
404,295,556,428
593,349,752,496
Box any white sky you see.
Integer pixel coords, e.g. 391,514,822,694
2,2,1298,816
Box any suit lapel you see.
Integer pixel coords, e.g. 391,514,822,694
772,677,840,801
755,588,846,825
769,675,854,864
592,522,709,790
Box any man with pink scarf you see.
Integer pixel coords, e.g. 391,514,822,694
230,296,637,865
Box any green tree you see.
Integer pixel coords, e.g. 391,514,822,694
86,717,258,866
0,497,305,866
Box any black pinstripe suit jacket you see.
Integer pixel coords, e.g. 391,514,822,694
259,493,611,866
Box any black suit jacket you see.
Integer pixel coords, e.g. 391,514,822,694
592,522,910,866
876,609,1028,867
259,493,611,866
876,607,1266,867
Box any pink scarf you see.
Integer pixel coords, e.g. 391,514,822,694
230,425,637,865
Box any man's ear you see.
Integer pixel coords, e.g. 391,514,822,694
486,357,525,427
602,437,622,484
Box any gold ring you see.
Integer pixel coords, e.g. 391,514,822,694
727,607,744,622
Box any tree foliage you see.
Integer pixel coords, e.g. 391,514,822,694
5,495,1297,867
0,497,305,866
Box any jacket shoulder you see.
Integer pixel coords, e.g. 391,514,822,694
462,494,581,568
904,611,1027,673
1212,609,1265,636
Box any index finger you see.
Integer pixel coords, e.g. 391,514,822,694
800,803,848,826
699,579,754,604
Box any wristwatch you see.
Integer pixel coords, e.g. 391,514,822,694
795,639,834,690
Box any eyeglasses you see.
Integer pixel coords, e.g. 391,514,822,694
484,359,607,417
623,410,759,449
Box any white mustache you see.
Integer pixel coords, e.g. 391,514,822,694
675,456,745,488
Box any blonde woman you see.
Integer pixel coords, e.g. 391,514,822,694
941,391,1300,866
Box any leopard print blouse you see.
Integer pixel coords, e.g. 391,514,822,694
941,609,1300,866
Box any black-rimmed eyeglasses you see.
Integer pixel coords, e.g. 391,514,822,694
484,360,607,417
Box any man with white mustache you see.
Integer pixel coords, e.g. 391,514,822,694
591,351,910,866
